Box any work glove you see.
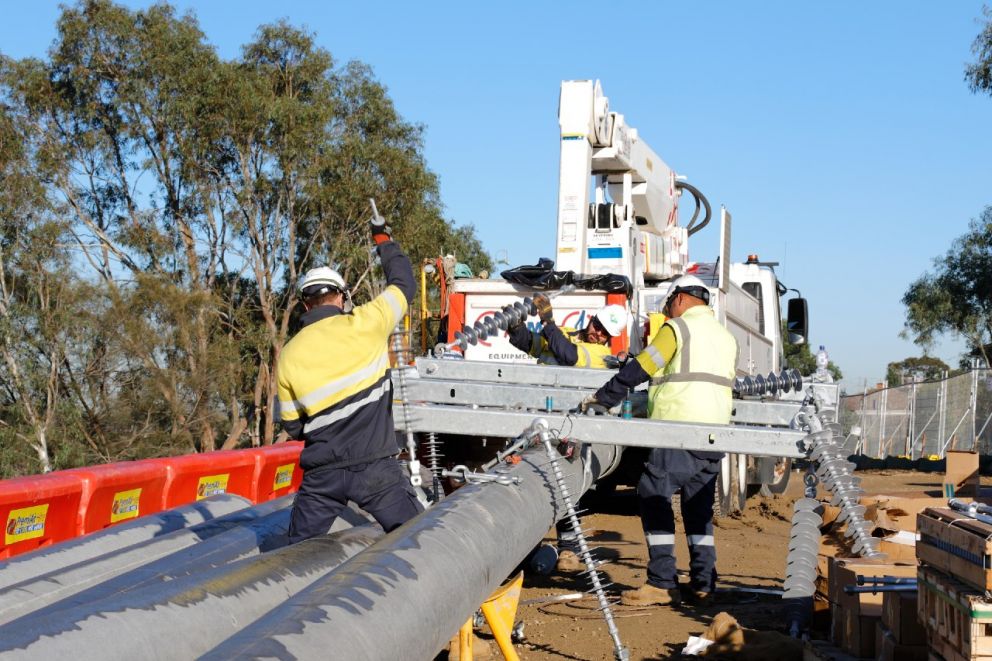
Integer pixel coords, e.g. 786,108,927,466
578,393,600,413
533,293,554,325
578,393,623,416
369,200,392,245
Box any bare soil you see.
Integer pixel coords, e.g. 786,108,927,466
457,469,974,661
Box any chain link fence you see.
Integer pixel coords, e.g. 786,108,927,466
840,369,992,459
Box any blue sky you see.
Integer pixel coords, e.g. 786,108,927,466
3,1,990,390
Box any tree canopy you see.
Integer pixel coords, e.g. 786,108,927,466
901,208,992,368
966,6,992,95
0,0,490,476
884,356,951,386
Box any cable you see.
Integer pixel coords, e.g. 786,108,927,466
675,181,712,236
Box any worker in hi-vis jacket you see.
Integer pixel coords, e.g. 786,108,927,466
507,294,626,369
278,213,422,544
508,295,628,572
581,274,737,606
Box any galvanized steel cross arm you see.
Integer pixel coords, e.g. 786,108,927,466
397,403,808,459
402,377,803,427
414,357,611,389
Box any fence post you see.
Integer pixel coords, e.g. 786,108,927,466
972,363,979,451
879,382,889,458
856,380,868,456
908,380,916,459
938,371,947,458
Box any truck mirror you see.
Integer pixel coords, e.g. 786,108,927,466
787,298,808,345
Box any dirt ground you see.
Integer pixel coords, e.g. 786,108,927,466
455,469,970,661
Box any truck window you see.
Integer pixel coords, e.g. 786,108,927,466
741,282,765,335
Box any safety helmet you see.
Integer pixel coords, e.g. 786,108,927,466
592,304,628,338
664,274,711,311
298,266,347,300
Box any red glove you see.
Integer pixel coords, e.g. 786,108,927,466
369,199,392,245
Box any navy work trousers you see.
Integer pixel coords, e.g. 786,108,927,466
288,456,423,544
638,448,722,591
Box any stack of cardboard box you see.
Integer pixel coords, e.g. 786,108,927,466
826,557,918,658
876,590,927,660
915,450,988,661
816,451,986,658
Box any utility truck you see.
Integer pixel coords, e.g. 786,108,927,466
429,80,810,511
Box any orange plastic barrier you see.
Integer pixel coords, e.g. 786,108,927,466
251,441,304,503
66,461,169,534
0,472,84,559
160,451,257,508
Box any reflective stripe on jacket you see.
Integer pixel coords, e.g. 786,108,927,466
646,306,737,425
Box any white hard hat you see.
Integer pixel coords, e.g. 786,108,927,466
665,274,710,308
298,266,346,299
593,304,628,337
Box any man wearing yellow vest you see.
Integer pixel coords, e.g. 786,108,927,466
509,295,627,572
278,216,422,544
580,274,737,606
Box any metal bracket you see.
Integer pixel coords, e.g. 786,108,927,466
442,464,520,487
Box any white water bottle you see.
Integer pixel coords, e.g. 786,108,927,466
814,345,830,382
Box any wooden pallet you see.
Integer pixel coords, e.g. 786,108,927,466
918,508,992,593
918,565,992,660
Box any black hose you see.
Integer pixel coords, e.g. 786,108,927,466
675,181,712,236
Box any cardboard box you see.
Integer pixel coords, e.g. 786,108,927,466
862,494,946,533
882,589,925,645
878,530,919,564
827,558,917,655
830,603,844,647
828,558,918,611
842,610,879,658
945,449,980,498
917,507,992,592
876,622,928,661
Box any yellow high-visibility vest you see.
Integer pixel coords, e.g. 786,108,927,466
647,306,737,425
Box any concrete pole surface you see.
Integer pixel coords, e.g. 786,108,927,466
0,494,323,624
0,493,250,591
0,522,383,660
200,441,617,661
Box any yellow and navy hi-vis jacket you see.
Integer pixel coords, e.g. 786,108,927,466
507,323,611,368
277,241,415,471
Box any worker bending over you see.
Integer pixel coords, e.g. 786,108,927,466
508,294,627,572
507,293,626,368
581,275,737,606
278,217,423,544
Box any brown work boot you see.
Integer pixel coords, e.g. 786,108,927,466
556,549,584,572
690,590,712,605
620,583,682,607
